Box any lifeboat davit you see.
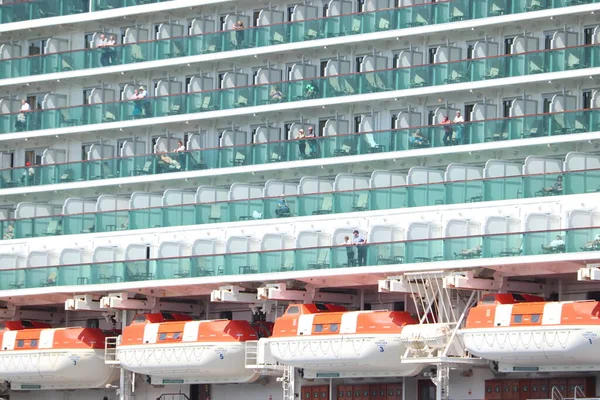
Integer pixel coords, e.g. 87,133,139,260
460,293,600,372
0,320,117,390
117,312,260,384
261,304,425,378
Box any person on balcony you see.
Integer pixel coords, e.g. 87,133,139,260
540,175,563,195
269,86,284,103
582,234,600,251
453,111,465,144
97,33,109,66
233,20,245,49
106,35,117,65
296,128,307,157
352,230,368,266
131,89,143,118
138,86,151,117
275,196,290,217
542,235,565,252
15,99,30,132
442,115,453,146
344,235,355,267
306,126,318,156
410,129,429,148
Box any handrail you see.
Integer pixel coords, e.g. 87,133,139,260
552,386,565,400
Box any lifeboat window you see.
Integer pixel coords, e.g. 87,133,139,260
531,314,540,323
314,324,323,333
159,333,167,341
513,315,523,323
173,332,181,339
480,294,496,304
16,340,24,348
330,323,339,332
286,306,300,315
134,315,147,323
315,304,328,311
30,339,37,347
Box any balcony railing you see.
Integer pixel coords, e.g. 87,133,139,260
0,225,594,290
0,160,596,241
0,108,596,192
0,0,170,24
2,44,598,134
0,0,595,76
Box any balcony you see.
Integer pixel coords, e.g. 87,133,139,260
0,150,598,241
0,0,595,79
0,0,170,24
0,108,596,192
3,44,597,135
0,224,596,290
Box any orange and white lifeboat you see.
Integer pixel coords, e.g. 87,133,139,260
0,320,117,390
117,313,260,385
460,293,600,372
261,304,425,378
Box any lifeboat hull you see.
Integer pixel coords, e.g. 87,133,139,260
117,342,258,384
0,349,117,390
461,326,600,371
266,334,424,377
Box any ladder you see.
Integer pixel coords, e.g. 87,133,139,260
244,340,258,368
105,336,120,365
280,365,294,400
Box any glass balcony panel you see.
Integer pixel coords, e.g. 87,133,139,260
96,210,129,232
369,242,404,266
405,238,443,263
194,255,225,277
444,237,482,260
445,180,484,204
483,177,522,201
565,169,600,194
156,257,192,280
370,186,407,210
162,204,197,228
0,268,26,290
25,266,60,288
407,182,445,207
523,173,562,198
297,194,334,216
259,249,295,273
197,202,230,224
296,247,330,271
567,227,600,253
483,233,523,258
129,207,162,230
224,252,260,276
63,213,95,235
524,230,565,256
229,199,264,222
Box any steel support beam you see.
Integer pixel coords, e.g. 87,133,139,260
210,286,257,303
378,276,426,293
578,265,600,281
257,283,356,304
444,271,546,293
65,294,102,311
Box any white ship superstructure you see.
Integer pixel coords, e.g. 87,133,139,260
0,0,600,399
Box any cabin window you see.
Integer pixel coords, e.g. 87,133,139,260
321,394,326,398
159,333,167,340
389,390,394,395
134,315,146,323
486,387,492,393
396,389,402,395
531,314,540,323
173,332,181,339
346,391,352,397
314,324,324,333
513,315,523,323
513,386,518,392
17,340,24,348
363,391,369,396
30,339,38,347
313,392,319,398
339,392,344,397
355,391,360,396
330,323,339,332
287,306,300,315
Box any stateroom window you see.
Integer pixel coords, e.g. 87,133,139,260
389,390,394,395
531,314,540,323
287,306,299,315
364,390,369,396
339,392,344,398
355,390,360,397
315,324,324,333
314,392,319,398
396,389,402,396
513,386,518,392
513,315,523,323
30,339,38,347
346,391,351,397
173,332,182,339
159,333,167,340
16,340,24,348
322,394,326,398
330,323,339,332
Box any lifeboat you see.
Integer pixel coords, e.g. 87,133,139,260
0,320,117,390
116,312,260,384
261,304,425,378
460,293,600,372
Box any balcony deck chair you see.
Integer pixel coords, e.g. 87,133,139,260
444,69,468,84
308,251,330,269
450,6,465,21
334,140,358,156
103,110,117,122
541,243,565,254
312,196,333,215
208,204,221,223
131,44,146,62
133,160,154,176
490,1,505,15
267,146,284,163
166,103,182,116
352,192,369,211
269,31,286,45
408,12,428,27
196,96,218,111
43,220,61,236
483,66,503,80
231,151,246,166
304,28,319,40
234,94,249,108
60,109,79,127
410,73,427,88
60,169,74,183
349,18,361,35
41,271,58,287
526,0,543,11
499,238,522,257
528,59,544,74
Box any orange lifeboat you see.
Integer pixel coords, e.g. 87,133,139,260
460,294,600,372
261,304,425,378
116,312,260,384
0,320,117,390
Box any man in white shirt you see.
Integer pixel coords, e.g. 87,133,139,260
352,230,368,266
16,99,30,131
453,111,465,144
97,34,109,66
138,86,151,117
542,235,564,252
174,140,186,152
